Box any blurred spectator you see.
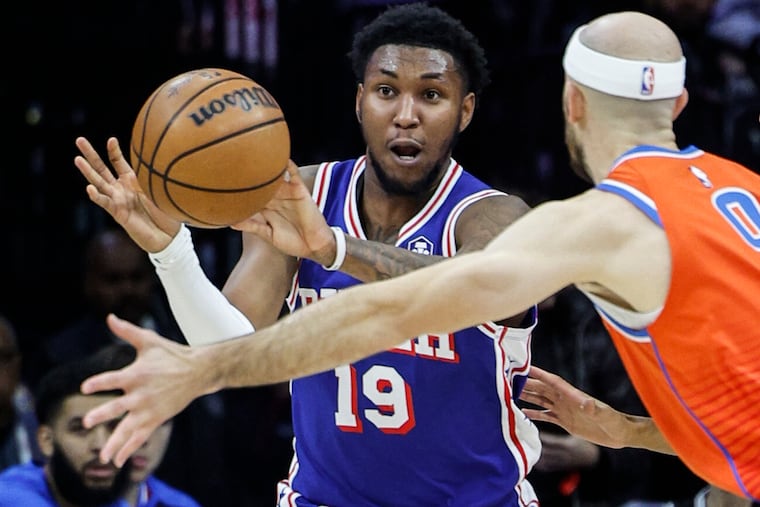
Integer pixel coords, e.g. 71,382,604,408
30,227,183,385
0,343,200,506
522,287,707,507
29,227,231,506
0,314,42,472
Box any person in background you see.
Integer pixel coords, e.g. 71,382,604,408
0,343,200,507
32,227,228,506
31,228,182,384
0,314,42,472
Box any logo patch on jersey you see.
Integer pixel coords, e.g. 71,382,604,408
641,66,655,96
689,165,713,188
408,236,433,255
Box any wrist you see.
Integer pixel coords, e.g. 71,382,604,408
322,226,347,271
193,346,226,396
149,224,193,268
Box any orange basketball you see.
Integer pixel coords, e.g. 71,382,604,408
130,68,290,228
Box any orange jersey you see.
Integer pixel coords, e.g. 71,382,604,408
593,145,760,500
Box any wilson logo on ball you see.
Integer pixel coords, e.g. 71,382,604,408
188,86,280,126
130,68,290,229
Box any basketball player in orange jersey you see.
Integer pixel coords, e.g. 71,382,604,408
77,9,760,504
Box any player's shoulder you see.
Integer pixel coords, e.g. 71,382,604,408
459,191,530,223
565,188,645,224
557,188,662,250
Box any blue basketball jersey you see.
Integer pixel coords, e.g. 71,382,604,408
277,158,540,507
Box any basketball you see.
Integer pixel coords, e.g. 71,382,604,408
130,68,290,228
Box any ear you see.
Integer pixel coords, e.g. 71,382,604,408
457,92,476,132
672,88,689,121
564,80,586,125
37,425,54,457
355,83,364,124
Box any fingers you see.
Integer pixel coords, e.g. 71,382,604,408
521,407,557,425
231,214,271,235
520,377,554,405
105,314,149,348
95,413,154,467
110,420,155,468
75,137,117,186
527,365,555,382
106,137,136,178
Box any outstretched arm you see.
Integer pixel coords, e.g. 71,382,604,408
80,193,646,467
519,366,674,454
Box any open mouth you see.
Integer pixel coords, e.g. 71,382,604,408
389,140,422,161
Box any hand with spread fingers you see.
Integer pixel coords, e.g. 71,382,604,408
519,366,674,454
74,136,180,253
80,314,208,468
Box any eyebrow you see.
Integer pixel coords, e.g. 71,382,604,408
378,69,446,81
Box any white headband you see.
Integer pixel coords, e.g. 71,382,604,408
562,25,686,100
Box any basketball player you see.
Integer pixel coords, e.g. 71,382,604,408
77,9,760,503
74,3,542,506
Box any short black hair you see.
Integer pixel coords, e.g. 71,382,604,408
348,2,490,98
35,343,136,424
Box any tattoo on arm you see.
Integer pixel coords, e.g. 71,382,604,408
344,236,441,282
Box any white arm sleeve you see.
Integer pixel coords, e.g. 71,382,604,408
148,224,255,346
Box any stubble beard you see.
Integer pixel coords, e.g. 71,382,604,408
364,124,460,196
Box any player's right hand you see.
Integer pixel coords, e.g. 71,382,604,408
74,136,181,253
233,161,337,265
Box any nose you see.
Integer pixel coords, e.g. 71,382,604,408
89,423,112,451
394,94,419,128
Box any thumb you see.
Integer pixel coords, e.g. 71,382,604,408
106,314,148,349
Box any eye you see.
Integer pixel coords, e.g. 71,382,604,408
69,419,89,435
424,90,441,101
378,85,395,97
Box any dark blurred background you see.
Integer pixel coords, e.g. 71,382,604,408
0,1,757,504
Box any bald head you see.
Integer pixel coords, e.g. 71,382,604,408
560,12,687,182
581,11,683,62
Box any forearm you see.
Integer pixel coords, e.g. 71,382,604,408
340,235,442,282
202,280,408,389
204,253,511,390
619,414,675,454
149,225,254,346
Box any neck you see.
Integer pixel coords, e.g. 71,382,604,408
123,481,143,507
357,170,434,243
44,468,78,507
584,128,679,184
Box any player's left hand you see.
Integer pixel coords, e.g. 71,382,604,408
519,366,628,449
